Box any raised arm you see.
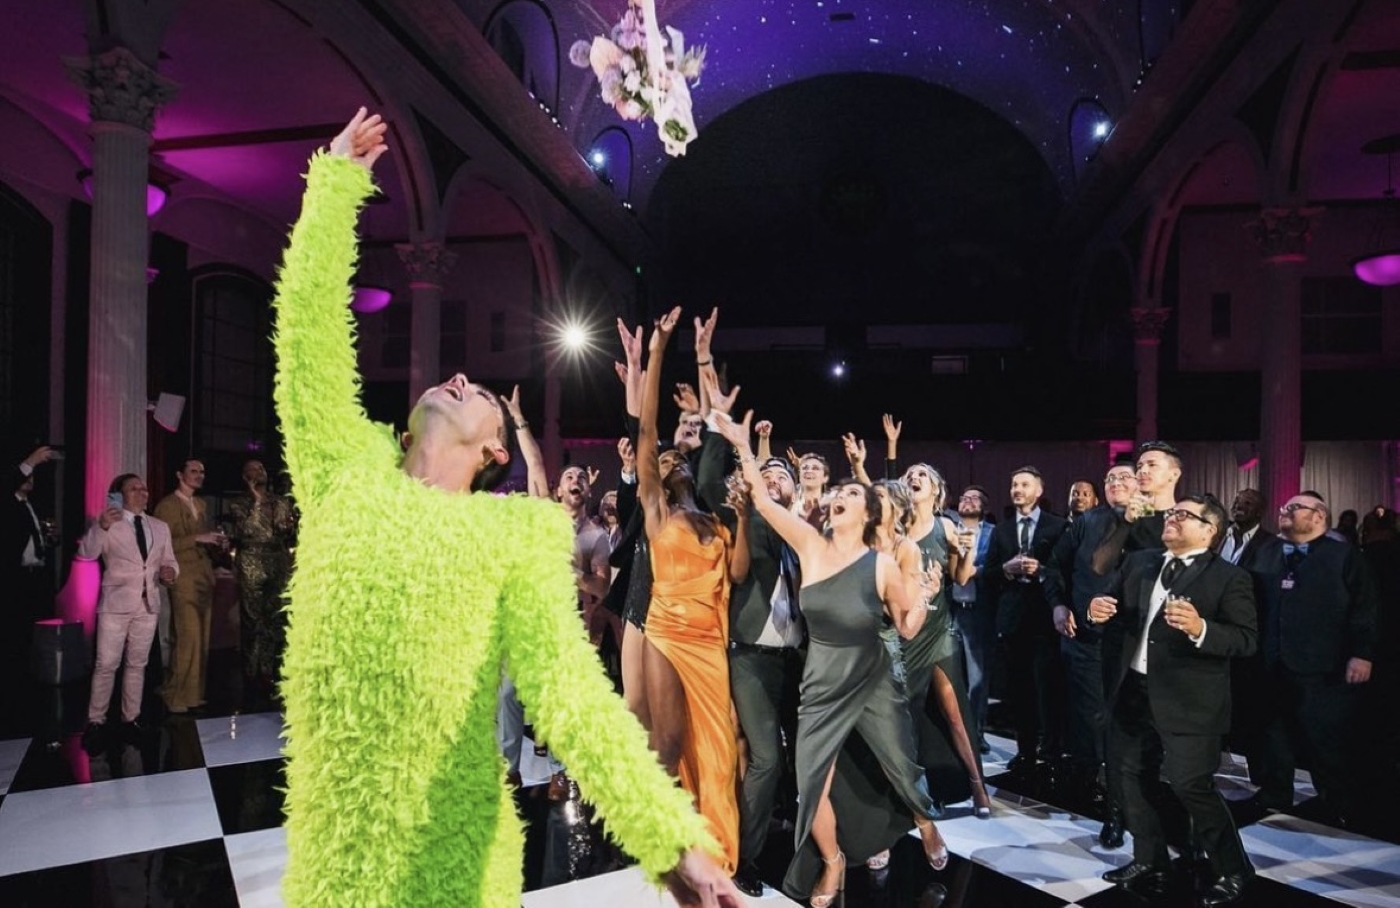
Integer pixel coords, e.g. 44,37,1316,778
272,109,392,503
843,432,871,486
709,399,825,564
882,414,902,480
637,308,682,542
504,385,549,499
754,420,774,462
499,498,721,887
693,307,719,416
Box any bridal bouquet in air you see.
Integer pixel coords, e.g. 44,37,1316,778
569,0,706,156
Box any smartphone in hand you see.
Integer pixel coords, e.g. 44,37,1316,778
106,491,124,512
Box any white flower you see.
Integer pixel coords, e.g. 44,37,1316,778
623,70,642,93
568,40,592,69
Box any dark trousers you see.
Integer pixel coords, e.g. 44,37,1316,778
953,598,996,737
1111,672,1251,878
1255,662,1362,815
729,643,803,864
1003,622,1060,755
1061,634,1106,770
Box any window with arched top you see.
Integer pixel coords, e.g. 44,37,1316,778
586,126,634,203
1068,98,1114,183
1139,0,1182,71
191,268,276,455
483,0,560,114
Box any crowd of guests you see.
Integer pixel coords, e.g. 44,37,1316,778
5,292,1397,906
489,306,1395,907
1,447,296,747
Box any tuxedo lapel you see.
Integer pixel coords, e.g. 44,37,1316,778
1169,551,1214,599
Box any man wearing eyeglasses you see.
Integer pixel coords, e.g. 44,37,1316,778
1244,492,1377,829
1042,456,1139,846
1087,494,1257,906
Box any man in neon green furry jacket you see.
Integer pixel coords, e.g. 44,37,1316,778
273,109,742,908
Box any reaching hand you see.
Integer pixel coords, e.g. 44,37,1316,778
842,432,866,468
664,847,747,907
586,466,600,487
22,446,60,469
882,413,903,443
617,319,644,367
785,446,801,470
754,420,773,438
505,385,527,428
694,307,719,359
710,410,754,451
617,437,636,472
649,306,682,354
701,370,740,416
673,382,700,414
328,108,388,172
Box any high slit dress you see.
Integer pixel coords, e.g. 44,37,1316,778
644,517,740,873
782,550,936,898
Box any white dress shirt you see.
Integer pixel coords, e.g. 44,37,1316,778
1218,524,1258,565
1131,547,1208,674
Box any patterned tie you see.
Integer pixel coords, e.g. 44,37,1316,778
134,515,149,561
1018,517,1032,554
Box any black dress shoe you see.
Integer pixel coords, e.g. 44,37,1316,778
81,721,106,754
1199,871,1253,906
731,863,764,897
978,738,991,755
1006,753,1037,776
1099,805,1125,848
1103,861,1169,893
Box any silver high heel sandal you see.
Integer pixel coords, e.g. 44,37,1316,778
971,777,993,819
916,817,949,871
811,852,846,908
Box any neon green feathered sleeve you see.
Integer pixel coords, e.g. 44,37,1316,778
501,502,717,881
271,152,395,503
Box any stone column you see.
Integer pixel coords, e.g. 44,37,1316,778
396,241,458,406
65,47,177,514
543,364,562,477
1130,307,1170,445
1248,207,1318,515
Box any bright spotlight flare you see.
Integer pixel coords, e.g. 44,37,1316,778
569,0,707,157
550,317,598,356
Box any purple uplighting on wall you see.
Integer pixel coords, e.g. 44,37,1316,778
77,170,168,217
1353,251,1400,286
351,286,393,313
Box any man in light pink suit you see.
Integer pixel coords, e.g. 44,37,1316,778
80,473,177,750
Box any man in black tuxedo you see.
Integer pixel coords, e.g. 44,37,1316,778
1219,488,1275,771
3,445,61,727
984,466,1068,774
1089,493,1257,906
1043,458,1140,845
1246,491,1377,825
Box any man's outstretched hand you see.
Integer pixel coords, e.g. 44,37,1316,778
329,107,388,172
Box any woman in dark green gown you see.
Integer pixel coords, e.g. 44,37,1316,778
713,406,950,907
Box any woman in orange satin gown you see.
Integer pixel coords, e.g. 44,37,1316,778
636,307,749,875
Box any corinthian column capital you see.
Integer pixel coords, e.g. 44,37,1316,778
1130,307,1171,345
64,46,178,132
396,242,459,289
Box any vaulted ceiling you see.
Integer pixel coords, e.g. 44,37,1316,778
3,0,1400,302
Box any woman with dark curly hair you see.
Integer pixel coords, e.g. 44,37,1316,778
712,403,949,907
